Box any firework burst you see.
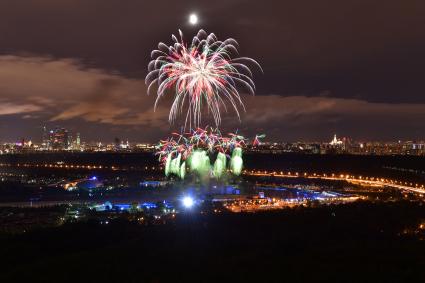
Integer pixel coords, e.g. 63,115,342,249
156,127,247,164
155,127,264,179
146,29,262,129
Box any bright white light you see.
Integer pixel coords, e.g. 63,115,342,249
182,196,194,208
189,14,198,25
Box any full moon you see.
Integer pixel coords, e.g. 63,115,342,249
189,14,198,25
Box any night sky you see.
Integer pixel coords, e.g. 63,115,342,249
1,0,425,142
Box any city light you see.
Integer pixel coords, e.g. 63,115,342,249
182,196,194,208
245,171,425,195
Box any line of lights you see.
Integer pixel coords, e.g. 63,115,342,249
0,163,162,171
243,170,425,196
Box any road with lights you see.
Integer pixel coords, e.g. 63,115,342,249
244,170,425,196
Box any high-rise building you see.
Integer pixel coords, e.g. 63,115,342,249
72,132,81,150
42,125,49,150
114,137,121,151
50,127,70,150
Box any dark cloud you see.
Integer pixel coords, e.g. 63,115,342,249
0,1,424,141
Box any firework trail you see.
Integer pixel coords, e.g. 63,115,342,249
155,127,264,179
155,127,263,165
146,29,262,129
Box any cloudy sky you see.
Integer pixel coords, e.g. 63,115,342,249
1,0,425,142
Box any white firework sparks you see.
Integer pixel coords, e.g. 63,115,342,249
146,29,262,129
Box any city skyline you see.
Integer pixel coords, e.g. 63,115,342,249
3,125,425,157
5,124,425,144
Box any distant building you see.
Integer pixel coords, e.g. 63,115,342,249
41,126,72,150
76,177,103,190
140,180,170,188
76,133,81,148
330,134,343,146
49,127,70,150
42,125,49,150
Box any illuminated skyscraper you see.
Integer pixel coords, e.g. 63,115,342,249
76,133,81,147
42,125,49,150
49,127,70,150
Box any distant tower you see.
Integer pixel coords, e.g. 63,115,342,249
330,134,342,146
49,129,54,149
114,137,121,151
76,133,81,149
42,125,48,150
66,131,72,150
